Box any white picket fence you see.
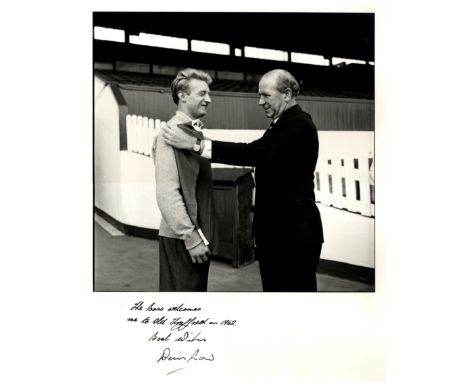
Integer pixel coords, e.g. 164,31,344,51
315,156,374,217
125,114,162,156
125,114,375,217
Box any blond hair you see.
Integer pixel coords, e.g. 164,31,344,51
170,68,213,104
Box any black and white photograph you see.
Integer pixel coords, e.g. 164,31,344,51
93,12,376,293
8,1,468,380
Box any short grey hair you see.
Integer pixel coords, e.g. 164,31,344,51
170,68,213,104
263,69,300,97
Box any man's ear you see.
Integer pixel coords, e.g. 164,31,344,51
283,88,293,102
178,91,186,103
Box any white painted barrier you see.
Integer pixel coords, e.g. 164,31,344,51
126,114,160,156
125,114,375,217
316,131,374,217
315,155,374,217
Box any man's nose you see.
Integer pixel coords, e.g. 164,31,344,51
205,94,211,103
258,95,265,106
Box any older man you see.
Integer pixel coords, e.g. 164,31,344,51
153,68,218,292
162,69,323,292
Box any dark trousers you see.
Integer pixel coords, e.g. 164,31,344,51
159,237,210,292
256,243,322,292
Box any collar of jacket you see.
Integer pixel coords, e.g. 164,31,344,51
272,104,302,126
175,111,204,131
177,121,204,140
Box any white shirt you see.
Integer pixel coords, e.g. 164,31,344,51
201,140,212,159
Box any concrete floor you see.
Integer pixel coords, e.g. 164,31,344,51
94,217,373,292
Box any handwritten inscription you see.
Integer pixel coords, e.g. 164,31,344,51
157,348,215,363
126,301,237,375
148,331,206,342
131,301,202,312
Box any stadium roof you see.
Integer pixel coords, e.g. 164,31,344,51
95,69,372,99
93,12,374,62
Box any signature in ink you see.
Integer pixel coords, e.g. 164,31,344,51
157,347,215,364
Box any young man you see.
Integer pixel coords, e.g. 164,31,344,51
162,69,324,292
153,68,218,292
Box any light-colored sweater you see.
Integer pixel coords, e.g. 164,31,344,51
153,112,203,250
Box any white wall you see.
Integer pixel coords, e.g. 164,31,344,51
204,129,263,168
95,77,162,229
318,131,374,158
203,129,374,157
119,151,161,229
318,204,374,268
94,77,124,222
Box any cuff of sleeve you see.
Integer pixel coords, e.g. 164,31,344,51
184,229,203,250
201,140,212,159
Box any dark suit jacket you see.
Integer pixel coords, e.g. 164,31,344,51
212,104,324,250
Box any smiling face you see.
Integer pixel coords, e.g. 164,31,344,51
258,75,289,120
179,79,211,119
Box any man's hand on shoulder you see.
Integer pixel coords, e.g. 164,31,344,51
162,121,197,150
188,242,210,264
